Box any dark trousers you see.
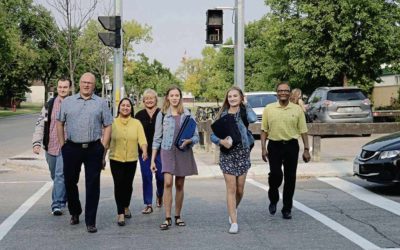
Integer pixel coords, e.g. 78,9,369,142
267,139,299,212
62,140,104,226
139,153,164,205
110,159,137,214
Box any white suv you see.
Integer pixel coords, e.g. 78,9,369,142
245,91,277,124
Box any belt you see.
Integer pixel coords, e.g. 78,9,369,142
269,139,297,144
66,139,100,149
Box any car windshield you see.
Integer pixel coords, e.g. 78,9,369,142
327,89,366,101
246,94,277,108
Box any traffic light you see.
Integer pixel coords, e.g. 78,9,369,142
206,9,223,44
98,16,121,48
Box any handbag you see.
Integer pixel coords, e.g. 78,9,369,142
211,114,241,153
174,116,197,151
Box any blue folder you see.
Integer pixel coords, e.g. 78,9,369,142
174,116,197,151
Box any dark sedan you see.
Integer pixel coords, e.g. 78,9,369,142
354,132,400,183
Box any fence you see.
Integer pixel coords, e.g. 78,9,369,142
197,121,400,162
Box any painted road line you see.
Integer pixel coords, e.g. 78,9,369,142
318,177,400,217
247,178,381,250
0,181,48,184
0,181,52,241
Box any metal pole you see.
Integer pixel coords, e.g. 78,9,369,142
234,0,245,91
113,0,124,116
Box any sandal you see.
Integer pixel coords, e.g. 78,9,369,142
117,214,125,226
124,208,132,218
156,196,162,208
142,205,153,214
175,216,186,226
160,217,172,230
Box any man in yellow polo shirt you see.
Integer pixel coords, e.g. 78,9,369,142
261,82,311,219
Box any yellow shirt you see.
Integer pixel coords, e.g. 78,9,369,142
109,117,147,162
261,101,308,141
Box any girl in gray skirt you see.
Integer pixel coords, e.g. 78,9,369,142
151,86,199,230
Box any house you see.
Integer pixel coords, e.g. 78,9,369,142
182,91,194,104
372,73,400,108
25,80,45,104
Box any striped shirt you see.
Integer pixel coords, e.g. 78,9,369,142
57,93,113,143
47,96,64,155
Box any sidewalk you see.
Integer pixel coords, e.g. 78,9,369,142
1,147,354,179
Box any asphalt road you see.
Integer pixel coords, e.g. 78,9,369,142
0,170,400,249
0,114,38,161
1,114,400,249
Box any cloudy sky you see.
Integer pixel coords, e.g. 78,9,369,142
37,0,269,71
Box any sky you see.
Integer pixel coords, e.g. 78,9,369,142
36,0,269,72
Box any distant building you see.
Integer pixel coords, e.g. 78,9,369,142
182,91,194,104
25,80,45,104
373,73,400,108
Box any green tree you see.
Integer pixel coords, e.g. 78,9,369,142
256,0,400,93
125,54,181,97
0,0,60,107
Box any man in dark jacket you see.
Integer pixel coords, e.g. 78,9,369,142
32,77,71,215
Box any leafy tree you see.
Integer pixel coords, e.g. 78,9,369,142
125,54,181,97
0,0,60,107
256,0,400,94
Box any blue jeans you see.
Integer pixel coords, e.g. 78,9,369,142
45,152,67,210
139,153,163,205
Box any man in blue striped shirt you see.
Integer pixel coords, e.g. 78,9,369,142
57,72,113,233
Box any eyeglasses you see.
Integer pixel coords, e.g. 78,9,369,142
277,89,290,93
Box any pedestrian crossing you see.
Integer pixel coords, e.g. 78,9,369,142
247,178,400,250
1,176,400,250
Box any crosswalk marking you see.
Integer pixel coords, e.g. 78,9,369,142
0,182,52,242
247,178,381,250
0,181,48,184
318,177,400,217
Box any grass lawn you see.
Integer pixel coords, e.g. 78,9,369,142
0,103,42,118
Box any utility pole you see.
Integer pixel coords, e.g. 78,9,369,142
114,0,124,116
234,0,245,91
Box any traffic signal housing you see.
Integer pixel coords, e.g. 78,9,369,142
206,9,223,44
98,16,121,48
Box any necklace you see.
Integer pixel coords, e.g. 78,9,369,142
146,108,157,118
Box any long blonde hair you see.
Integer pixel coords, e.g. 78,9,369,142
216,86,245,119
161,85,184,114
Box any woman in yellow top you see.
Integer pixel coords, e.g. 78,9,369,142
108,97,148,226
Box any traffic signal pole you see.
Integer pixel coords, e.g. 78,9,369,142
114,0,124,116
210,0,245,91
234,0,245,91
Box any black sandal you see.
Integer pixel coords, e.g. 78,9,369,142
156,196,162,208
142,205,153,214
175,216,186,226
160,217,172,230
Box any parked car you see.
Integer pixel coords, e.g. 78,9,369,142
245,91,277,123
353,132,400,183
306,87,373,123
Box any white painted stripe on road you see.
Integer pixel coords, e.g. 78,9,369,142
318,177,400,217
0,181,52,241
246,179,381,250
0,181,48,184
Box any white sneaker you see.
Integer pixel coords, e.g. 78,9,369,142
52,208,62,216
228,209,237,224
229,223,239,234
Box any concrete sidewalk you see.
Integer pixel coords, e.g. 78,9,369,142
1,148,354,179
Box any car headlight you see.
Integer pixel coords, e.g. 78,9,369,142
379,150,400,159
